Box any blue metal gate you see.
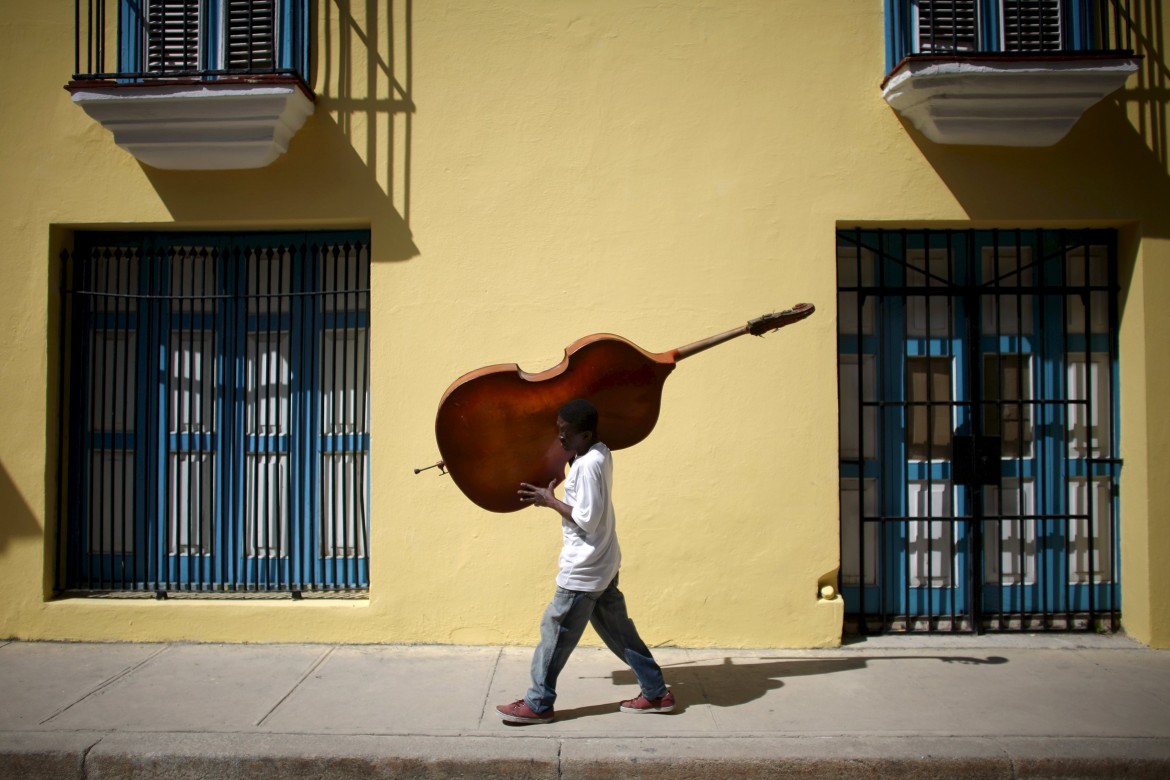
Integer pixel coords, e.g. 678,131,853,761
837,228,1120,632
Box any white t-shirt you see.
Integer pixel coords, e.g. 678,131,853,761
557,442,622,592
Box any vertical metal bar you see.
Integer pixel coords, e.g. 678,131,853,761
120,245,133,589
177,247,188,589
211,244,222,591
112,245,126,588
189,248,199,588
86,0,94,74
74,0,80,74
318,243,330,588
96,0,104,75
288,241,300,591
131,243,143,591
1114,0,1124,50
852,230,867,633
282,243,292,588
946,229,958,629
902,229,912,631
1067,230,1071,626
987,230,1001,630
964,232,984,635
298,240,311,591
1107,230,1120,631
924,232,937,631
879,229,893,633
258,245,269,590
174,246,183,588
992,230,1001,626
96,247,113,589
142,242,157,591
275,244,284,589
1014,230,1027,630
310,242,321,590
343,243,355,588
1076,229,1088,628
250,249,261,589
1006,230,1021,631
56,250,71,592
229,245,243,590
356,240,371,588
1014,227,1027,631
328,242,340,588
264,244,276,590
1081,231,1098,626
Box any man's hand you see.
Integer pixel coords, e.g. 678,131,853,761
518,480,557,507
518,479,574,521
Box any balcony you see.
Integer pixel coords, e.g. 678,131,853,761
67,0,315,170
882,0,1141,146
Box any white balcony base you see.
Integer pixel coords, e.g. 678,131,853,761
69,80,315,170
882,56,1140,147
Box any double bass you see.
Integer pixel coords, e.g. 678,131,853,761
423,303,814,512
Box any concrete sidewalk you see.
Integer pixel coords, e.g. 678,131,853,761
1,633,1168,779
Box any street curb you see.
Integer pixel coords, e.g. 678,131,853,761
4,733,1170,780
562,736,1170,779
0,732,101,780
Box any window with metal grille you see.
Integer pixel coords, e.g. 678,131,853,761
124,0,295,78
914,0,1062,53
896,0,1113,63
56,231,371,595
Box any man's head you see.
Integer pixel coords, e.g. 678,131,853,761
556,398,598,455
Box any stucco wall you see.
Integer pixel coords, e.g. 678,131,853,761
0,1,1167,648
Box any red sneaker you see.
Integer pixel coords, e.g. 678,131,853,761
496,699,554,724
619,689,675,713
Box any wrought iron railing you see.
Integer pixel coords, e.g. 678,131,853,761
885,0,1136,72
56,231,370,596
72,0,310,86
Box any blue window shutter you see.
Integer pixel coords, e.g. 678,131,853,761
64,230,370,593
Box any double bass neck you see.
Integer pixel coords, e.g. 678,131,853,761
670,303,815,362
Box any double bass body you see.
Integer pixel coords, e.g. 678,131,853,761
434,334,676,513
431,304,814,513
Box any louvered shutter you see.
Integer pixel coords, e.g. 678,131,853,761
915,0,979,53
147,0,201,73
1002,0,1062,52
227,0,276,71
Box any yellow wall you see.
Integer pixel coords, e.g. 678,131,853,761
1,1,1167,647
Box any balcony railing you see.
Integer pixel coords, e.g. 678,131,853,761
67,1,315,169
72,0,310,87
886,0,1135,73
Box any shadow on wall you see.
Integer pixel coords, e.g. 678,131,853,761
1123,0,1169,170
900,0,1170,241
142,0,419,263
0,460,40,555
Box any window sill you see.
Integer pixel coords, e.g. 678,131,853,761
66,75,315,170
881,53,1141,146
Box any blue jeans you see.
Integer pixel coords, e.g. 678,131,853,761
525,574,667,713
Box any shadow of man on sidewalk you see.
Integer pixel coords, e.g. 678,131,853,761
557,654,1007,718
